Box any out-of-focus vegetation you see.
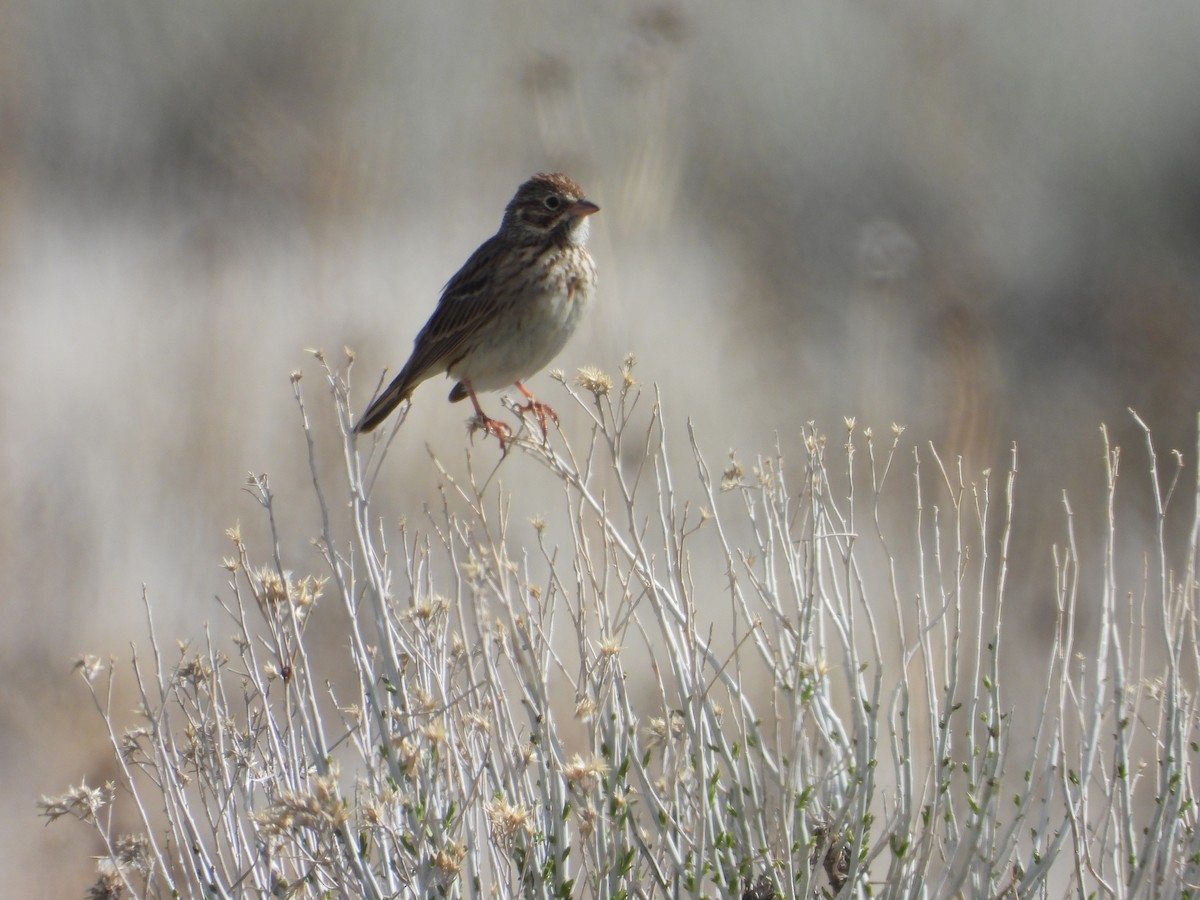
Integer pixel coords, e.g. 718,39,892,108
5,2,1200,893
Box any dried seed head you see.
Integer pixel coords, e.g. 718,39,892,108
563,753,609,793
576,365,613,397
486,797,534,849
575,696,597,721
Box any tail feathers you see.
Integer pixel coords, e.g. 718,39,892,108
353,375,413,434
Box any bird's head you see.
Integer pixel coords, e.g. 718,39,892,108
503,173,599,246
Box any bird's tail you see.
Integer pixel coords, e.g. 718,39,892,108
353,374,412,434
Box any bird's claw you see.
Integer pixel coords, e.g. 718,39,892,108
516,400,559,441
469,414,513,451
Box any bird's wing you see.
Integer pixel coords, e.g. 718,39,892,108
392,235,508,392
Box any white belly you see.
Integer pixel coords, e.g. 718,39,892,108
450,251,595,392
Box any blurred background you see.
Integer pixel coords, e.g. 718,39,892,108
5,0,1200,891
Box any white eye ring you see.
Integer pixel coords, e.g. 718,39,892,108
543,195,562,211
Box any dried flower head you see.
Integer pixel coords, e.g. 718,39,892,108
250,568,324,617
465,711,491,734
563,753,609,793
621,353,638,389
722,454,745,492
422,719,448,746
175,653,215,688
575,696,597,721
120,727,151,762
577,805,600,839
38,780,112,823
113,833,151,874
253,769,348,838
576,366,613,397
393,736,422,778
486,797,534,851
72,655,104,684
434,844,465,880
408,596,450,623
85,863,125,900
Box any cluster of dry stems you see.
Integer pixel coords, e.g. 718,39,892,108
42,355,1200,898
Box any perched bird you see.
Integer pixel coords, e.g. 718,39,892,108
354,173,599,448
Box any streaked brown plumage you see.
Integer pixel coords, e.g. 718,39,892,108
354,173,599,447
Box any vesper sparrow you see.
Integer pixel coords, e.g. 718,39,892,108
354,173,599,448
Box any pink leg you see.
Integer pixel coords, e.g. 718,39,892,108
466,388,512,450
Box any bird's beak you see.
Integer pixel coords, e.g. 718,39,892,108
570,199,600,218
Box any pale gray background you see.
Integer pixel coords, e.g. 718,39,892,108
5,2,1200,891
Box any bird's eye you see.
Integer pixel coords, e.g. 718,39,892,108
543,195,562,211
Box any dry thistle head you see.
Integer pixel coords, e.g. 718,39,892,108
576,365,613,397
250,568,324,617
621,353,638,389
85,862,125,900
722,453,745,491
175,653,216,688
575,696,597,721
465,711,491,734
798,657,832,683
517,740,536,768
434,844,465,880
113,833,151,874
486,797,534,850
407,595,450,623
392,736,422,778
644,708,687,750
563,753,610,793
421,719,448,746
644,717,671,749
577,805,600,839
38,780,112,823
72,654,103,684
252,768,348,839
460,556,483,582
120,726,151,762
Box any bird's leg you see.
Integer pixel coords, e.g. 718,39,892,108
467,389,512,450
514,382,559,440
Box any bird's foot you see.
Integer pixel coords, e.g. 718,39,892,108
515,383,559,441
469,414,513,451
515,400,559,441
